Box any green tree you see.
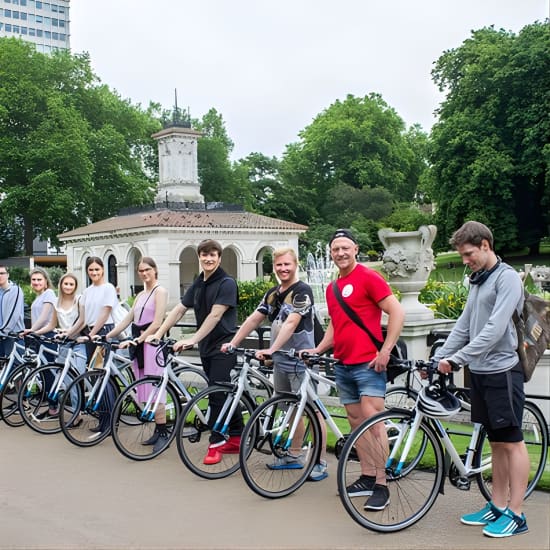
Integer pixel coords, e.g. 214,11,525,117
280,93,428,226
0,38,159,254
428,23,550,253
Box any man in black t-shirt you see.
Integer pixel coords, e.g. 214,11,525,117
150,239,239,464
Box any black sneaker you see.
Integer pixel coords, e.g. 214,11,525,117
364,484,390,511
142,429,160,446
346,475,376,497
35,409,59,421
152,432,169,453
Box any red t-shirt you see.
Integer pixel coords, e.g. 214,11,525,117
326,264,392,365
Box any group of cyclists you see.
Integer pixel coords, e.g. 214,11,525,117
0,221,533,538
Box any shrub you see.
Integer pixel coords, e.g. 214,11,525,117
237,278,274,323
419,278,469,320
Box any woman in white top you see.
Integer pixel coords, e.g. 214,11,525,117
35,273,88,417
21,267,58,418
67,257,118,359
36,272,87,372
64,257,118,433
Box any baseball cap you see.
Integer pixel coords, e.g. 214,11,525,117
329,228,357,246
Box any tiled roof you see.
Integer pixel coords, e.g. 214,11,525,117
58,209,307,239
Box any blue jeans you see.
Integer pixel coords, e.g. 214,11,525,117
335,362,386,404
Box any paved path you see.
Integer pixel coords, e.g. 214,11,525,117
1,422,548,550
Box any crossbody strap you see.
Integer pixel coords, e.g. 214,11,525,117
136,285,159,324
331,281,383,351
1,285,21,332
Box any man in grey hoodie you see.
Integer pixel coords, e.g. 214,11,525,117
0,265,25,357
432,221,529,538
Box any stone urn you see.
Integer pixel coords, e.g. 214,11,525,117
378,225,438,322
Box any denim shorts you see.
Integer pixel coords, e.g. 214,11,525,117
335,362,387,404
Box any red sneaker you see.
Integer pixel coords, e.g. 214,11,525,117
203,446,222,465
219,435,241,454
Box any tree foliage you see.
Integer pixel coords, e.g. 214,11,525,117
0,38,159,254
279,93,429,227
427,23,550,253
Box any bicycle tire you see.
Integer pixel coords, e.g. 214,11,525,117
239,394,321,499
18,363,80,435
111,376,180,460
242,370,273,407
337,409,444,532
476,399,549,500
0,362,36,427
59,369,119,447
176,384,254,480
110,367,207,461
385,386,419,410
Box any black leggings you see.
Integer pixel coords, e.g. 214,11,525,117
201,353,242,441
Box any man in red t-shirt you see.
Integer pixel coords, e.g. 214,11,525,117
304,229,404,511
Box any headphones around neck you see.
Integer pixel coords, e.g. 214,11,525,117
469,258,501,286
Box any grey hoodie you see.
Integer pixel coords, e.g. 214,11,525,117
0,282,25,334
432,263,523,375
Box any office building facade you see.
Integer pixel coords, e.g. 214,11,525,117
0,0,69,53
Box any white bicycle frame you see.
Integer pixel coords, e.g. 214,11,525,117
386,397,490,480
0,338,37,390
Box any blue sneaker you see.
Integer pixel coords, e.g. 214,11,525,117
267,452,304,470
483,508,528,538
308,461,328,481
460,502,504,526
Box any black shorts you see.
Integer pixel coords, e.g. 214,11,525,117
469,365,524,443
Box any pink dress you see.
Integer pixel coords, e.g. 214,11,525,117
132,288,164,402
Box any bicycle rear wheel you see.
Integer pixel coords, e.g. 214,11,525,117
1,362,36,427
111,376,181,461
337,410,444,532
239,395,320,499
476,400,549,500
176,384,254,479
59,370,118,447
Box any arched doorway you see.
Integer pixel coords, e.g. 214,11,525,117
179,247,199,297
256,246,274,279
107,254,118,288
221,247,238,279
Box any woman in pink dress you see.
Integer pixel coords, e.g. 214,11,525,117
107,257,168,450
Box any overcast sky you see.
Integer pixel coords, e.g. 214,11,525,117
70,1,548,160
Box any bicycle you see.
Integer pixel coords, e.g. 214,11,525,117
18,337,87,435
336,359,549,533
175,347,273,480
239,350,348,499
0,333,49,427
110,339,208,461
58,336,135,447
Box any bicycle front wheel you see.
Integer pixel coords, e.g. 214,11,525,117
239,395,321,499
337,410,444,533
59,370,118,447
385,386,418,410
1,362,36,427
18,364,79,435
176,385,254,480
476,400,549,500
111,376,180,461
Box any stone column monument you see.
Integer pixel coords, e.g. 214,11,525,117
153,124,204,204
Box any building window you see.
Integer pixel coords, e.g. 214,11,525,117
4,9,11,16
28,27,35,35
44,30,50,38
36,0,42,8
5,23,11,31
20,0,27,5
51,17,58,26
20,26,27,34
36,28,42,36
20,11,26,19
51,31,58,39
12,10,19,18
12,24,19,32
35,15,42,23
59,32,65,40
58,19,64,27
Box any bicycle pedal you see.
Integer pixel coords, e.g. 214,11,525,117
456,477,471,490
